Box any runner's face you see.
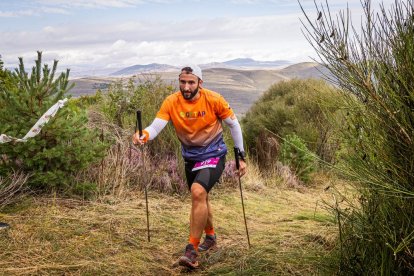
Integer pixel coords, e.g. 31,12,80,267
179,73,200,100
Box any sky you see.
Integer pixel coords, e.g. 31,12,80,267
0,0,396,75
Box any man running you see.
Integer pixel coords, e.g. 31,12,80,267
132,64,247,269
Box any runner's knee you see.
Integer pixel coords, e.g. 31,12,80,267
191,183,207,201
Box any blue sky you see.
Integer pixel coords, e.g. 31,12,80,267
1,0,395,75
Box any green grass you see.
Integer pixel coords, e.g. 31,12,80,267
0,181,337,275
293,212,335,224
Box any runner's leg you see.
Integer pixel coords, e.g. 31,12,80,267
190,182,208,249
205,195,214,232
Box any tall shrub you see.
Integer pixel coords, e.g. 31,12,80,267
0,52,106,190
97,76,180,156
242,78,342,166
300,0,414,274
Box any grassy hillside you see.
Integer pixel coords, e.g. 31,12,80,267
0,174,340,275
68,63,324,116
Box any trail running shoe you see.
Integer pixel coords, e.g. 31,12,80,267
178,244,199,269
198,234,217,252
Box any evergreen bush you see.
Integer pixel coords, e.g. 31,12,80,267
280,134,316,183
0,56,13,93
0,52,106,191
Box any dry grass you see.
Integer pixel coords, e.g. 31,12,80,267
79,110,187,197
0,171,340,275
0,171,30,209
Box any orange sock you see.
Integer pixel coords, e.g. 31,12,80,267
204,226,215,236
189,236,200,251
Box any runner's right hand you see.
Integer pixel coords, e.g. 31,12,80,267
132,130,149,145
238,160,247,177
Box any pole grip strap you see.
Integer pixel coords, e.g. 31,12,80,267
234,147,240,170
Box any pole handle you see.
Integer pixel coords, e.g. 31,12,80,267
234,147,240,170
136,110,143,137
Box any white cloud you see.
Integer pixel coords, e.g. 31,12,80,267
0,6,68,18
35,0,142,8
1,12,313,72
0,0,182,18
0,0,398,74
0,9,35,17
40,7,70,14
34,0,182,9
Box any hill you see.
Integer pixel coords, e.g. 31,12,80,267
68,62,327,116
279,62,330,79
207,58,290,69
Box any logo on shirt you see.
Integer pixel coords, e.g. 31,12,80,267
179,111,206,118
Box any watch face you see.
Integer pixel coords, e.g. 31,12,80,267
239,151,246,160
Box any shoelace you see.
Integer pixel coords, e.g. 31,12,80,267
201,236,216,246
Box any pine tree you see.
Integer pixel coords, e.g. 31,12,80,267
0,55,13,93
0,51,106,190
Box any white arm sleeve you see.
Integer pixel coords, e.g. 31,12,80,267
223,117,245,152
144,118,168,140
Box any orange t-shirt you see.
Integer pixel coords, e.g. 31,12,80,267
156,87,234,160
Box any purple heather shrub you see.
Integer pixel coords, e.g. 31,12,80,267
220,160,239,188
145,154,187,194
127,146,142,166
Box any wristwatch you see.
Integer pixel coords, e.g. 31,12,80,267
238,151,247,162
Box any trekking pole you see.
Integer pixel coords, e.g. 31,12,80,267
136,110,150,242
234,147,251,249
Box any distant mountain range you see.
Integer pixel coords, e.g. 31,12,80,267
109,58,291,77
223,58,290,67
111,63,178,76
68,61,330,116
5,58,294,79
200,58,290,70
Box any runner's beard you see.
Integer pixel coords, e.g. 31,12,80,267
180,86,199,100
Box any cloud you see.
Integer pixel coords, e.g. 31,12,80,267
2,13,301,47
0,10,35,18
1,12,314,72
35,0,141,8
1,0,397,73
40,7,69,15
0,0,182,18
34,0,181,9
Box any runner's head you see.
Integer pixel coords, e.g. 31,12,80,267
179,65,203,100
